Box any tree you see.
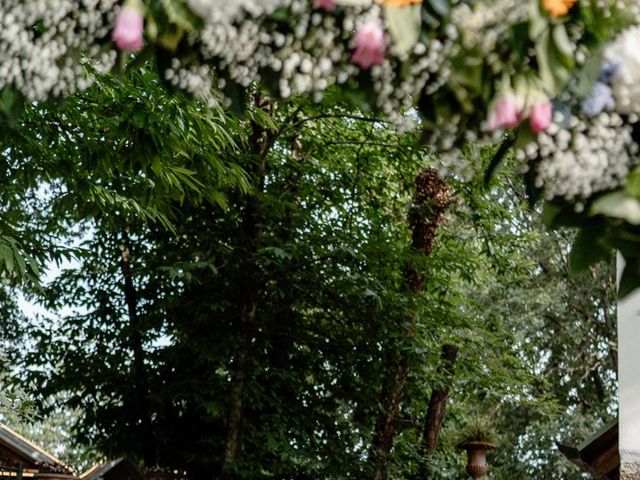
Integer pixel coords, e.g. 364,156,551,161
2,69,616,480
414,164,617,479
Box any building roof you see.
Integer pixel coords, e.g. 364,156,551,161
0,422,74,475
557,419,619,480
80,459,141,480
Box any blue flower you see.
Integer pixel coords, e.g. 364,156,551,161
599,60,621,85
582,82,615,117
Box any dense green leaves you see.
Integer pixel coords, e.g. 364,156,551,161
0,70,616,480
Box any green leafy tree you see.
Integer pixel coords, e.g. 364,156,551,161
2,72,616,480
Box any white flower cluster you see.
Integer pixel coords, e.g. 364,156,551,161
517,111,639,201
186,0,284,24
164,59,218,107
434,125,485,180
371,37,452,128
452,0,527,57
0,0,117,101
182,0,454,119
605,25,640,114
193,0,358,102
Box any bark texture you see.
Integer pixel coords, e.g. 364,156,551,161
221,95,275,480
121,228,156,466
418,344,459,478
370,169,451,480
422,344,459,454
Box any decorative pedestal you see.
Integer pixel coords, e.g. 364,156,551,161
458,440,496,479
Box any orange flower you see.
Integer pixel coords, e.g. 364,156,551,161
377,0,422,7
542,0,576,17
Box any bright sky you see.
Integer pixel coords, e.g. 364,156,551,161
17,259,80,319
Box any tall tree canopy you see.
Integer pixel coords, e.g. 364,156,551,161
0,66,616,479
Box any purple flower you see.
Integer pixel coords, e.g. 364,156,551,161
582,82,615,117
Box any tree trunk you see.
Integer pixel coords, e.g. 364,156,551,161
221,306,253,480
370,170,452,480
418,344,458,478
120,228,156,466
371,356,410,480
220,95,275,480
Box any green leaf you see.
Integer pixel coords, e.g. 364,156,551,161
162,0,202,31
536,28,573,92
591,190,640,224
157,28,185,52
575,48,604,98
429,0,450,18
0,244,14,274
541,200,586,228
125,44,155,72
551,24,576,70
626,165,640,197
528,0,548,39
568,226,610,275
384,5,422,56
619,258,640,298
250,107,278,130
541,202,562,226
0,88,25,124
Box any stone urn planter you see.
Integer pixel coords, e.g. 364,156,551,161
458,439,497,479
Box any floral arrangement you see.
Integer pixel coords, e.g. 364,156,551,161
2,0,640,291
0,0,117,107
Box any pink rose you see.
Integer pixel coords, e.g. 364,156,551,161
487,97,522,131
112,7,144,52
529,100,553,133
314,0,336,11
351,21,385,70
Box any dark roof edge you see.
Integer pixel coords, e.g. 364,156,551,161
0,422,74,474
